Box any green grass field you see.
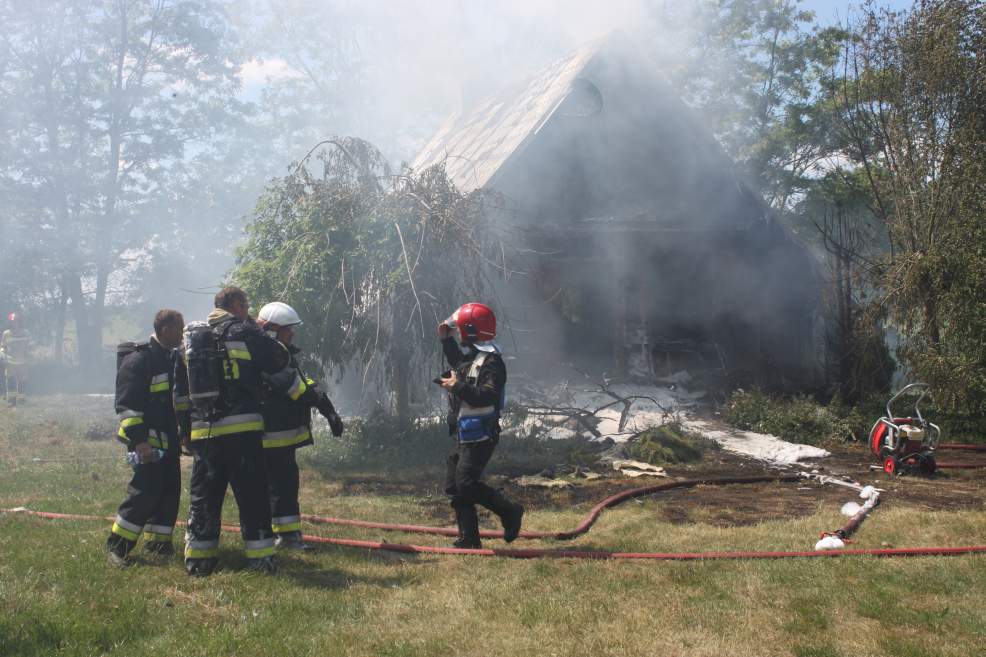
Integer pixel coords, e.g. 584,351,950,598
2,396,986,657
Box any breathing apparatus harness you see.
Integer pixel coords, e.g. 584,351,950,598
182,319,241,439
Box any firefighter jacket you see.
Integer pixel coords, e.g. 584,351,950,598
259,342,320,450
0,329,30,366
442,337,507,442
116,336,179,451
174,309,303,441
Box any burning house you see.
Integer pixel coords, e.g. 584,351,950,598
413,34,820,387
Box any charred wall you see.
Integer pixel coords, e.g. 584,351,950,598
486,39,820,387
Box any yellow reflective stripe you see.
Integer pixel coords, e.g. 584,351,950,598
287,374,307,401
225,341,251,360
223,358,240,380
119,416,145,441
112,522,140,541
190,414,265,440
147,433,169,450
272,520,302,534
184,547,219,558
111,515,143,541
174,402,191,411
262,428,311,449
244,538,275,558
143,531,172,542
149,373,169,393
190,420,264,439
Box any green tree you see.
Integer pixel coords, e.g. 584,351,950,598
0,0,243,368
234,138,509,424
832,0,986,411
651,0,846,210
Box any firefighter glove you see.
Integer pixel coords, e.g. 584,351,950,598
316,393,344,437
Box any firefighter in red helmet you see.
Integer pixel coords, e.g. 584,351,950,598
438,302,523,549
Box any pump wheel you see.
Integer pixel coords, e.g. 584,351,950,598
919,455,937,477
883,457,898,475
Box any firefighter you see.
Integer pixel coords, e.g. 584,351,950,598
174,286,304,576
0,313,30,406
106,309,184,567
438,302,523,549
255,301,344,549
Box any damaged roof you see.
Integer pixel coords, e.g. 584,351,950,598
411,39,602,193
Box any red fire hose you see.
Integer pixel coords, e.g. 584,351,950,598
300,475,805,540
5,474,986,560
934,443,986,469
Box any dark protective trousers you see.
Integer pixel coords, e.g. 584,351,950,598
185,432,275,561
445,437,515,541
445,438,497,502
264,447,302,535
107,448,181,554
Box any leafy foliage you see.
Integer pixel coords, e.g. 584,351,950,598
627,424,718,465
723,388,859,446
653,0,847,210
829,0,986,414
0,0,244,367
234,138,513,422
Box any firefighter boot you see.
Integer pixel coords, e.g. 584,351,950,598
185,557,219,577
106,535,135,569
451,499,482,549
490,490,524,543
275,531,309,551
143,541,175,560
246,555,277,574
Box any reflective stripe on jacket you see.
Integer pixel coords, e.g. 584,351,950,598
115,336,178,451
260,343,317,450
175,310,299,441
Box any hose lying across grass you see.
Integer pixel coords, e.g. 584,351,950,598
931,443,986,470
5,474,986,560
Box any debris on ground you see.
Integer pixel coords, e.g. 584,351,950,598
508,370,828,467
611,459,669,478
514,475,574,489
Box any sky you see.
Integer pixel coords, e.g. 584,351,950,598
801,0,912,21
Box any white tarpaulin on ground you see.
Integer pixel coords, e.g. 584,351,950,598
512,375,829,466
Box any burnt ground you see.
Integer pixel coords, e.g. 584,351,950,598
331,442,986,529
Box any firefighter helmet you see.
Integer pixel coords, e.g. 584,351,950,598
7,312,17,323
257,302,303,328
448,302,496,344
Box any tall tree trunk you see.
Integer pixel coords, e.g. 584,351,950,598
54,284,67,365
92,260,110,361
65,272,96,371
391,306,412,427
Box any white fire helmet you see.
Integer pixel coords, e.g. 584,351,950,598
257,301,303,328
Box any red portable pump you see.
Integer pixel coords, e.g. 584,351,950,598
869,383,941,476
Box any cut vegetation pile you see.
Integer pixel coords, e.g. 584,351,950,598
626,424,718,465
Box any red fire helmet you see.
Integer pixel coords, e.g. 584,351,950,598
7,312,17,323
450,302,496,343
